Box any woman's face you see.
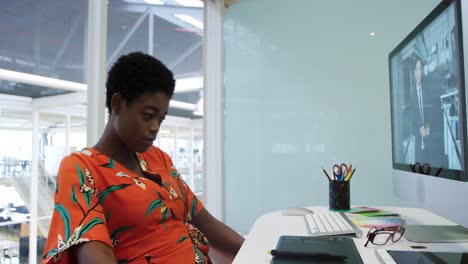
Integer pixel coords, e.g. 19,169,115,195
114,91,170,153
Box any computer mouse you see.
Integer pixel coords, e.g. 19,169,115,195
281,207,314,216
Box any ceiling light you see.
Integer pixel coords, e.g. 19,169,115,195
0,68,86,92
0,55,13,62
193,91,203,116
175,76,203,93
370,32,376,36
174,14,203,29
169,100,196,111
144,0,164,5
174,0,203,8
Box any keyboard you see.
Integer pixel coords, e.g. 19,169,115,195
304,211,363,238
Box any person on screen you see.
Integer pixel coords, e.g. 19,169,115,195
411,59,447,168
42,52,244,264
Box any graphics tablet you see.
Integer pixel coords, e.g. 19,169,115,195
271,235,363,264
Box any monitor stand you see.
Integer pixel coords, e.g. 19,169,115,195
404,225,468,243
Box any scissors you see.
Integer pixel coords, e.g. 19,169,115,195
333,163,351,181
410,162,431,175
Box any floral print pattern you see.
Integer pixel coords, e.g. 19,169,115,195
42,146,207,264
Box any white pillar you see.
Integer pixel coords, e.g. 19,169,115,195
189,127,195,190
149,11,154,56
29,110,39,264
65,114,71,154
174,126,179,167
86,0,108,147
204,0,224,220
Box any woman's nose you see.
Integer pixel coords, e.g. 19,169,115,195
150,121,160,133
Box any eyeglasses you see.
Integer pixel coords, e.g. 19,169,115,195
364,226,405,247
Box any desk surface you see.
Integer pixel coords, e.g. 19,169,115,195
233,206,468,263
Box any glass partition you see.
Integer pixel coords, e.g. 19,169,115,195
223,0,440,233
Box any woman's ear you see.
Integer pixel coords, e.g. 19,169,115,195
110,93,123,115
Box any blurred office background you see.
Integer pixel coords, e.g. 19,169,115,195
0,0,203,263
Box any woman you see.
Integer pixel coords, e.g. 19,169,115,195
42,52,244,264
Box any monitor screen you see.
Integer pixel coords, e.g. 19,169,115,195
389,0,467,181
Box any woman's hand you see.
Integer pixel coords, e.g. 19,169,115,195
191,208,245,262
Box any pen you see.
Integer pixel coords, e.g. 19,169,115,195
346,168,356,181
268,250,347,261
322,168,332,181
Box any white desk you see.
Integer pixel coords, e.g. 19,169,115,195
233,206,468,263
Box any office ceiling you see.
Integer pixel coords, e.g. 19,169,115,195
0,0,203,122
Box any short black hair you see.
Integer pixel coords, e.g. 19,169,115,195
106,52,175,113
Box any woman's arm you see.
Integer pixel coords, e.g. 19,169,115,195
191,208,245,261
73,241,117,264
42,155,116,264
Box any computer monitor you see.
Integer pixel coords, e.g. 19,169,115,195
389,0,468,242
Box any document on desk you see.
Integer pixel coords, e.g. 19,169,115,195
270,235,363,264
346,207,405,229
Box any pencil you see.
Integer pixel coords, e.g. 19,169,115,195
345,168,356,181
346,164,353,179
322,168,332,181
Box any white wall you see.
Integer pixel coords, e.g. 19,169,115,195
223,0,440,233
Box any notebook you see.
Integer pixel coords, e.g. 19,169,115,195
270,235,363,264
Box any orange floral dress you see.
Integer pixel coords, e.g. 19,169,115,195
42,146,209,264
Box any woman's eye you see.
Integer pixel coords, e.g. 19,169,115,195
143,113,153,120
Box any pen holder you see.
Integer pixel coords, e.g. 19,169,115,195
329,181,350,211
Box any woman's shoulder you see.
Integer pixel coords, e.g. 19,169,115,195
140,146,172,168
59,149,92,165
59,148,107,171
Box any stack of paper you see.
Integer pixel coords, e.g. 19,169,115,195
346,206,405,228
